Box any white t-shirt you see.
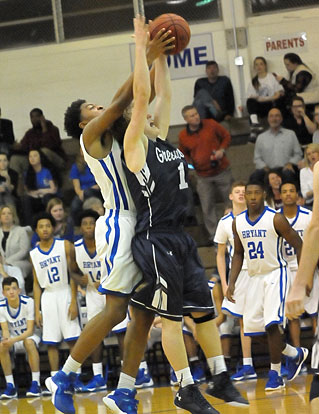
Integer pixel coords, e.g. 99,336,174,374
246,73,283,99
300,167,313,203
313,130,319,144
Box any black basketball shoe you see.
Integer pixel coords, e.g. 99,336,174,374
174,384,220,414
206,371,249,407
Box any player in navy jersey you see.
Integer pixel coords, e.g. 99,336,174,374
0,277,41,398
227,181,307,391
104,16,247,414
286,161,319,408
44,27,174,414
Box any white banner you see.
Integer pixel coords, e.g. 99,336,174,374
264,32,308,55
129,32,214,80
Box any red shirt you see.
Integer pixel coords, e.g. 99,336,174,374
178,119,231,177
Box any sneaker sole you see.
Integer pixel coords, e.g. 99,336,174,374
103,394,127,414
135,379,154,389
265,384,285,392
232,373,257,381
26,392,41,397
288,348,309,382
0,394,17,399
84,385,107,392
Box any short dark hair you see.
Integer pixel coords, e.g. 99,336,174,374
246,180,265,191
76,209,100,227
181,105,196,117
291,95,305,107
64,99,86,139
30,108,43,116
2,276,19,289
280,180,298,193
32,212,56,231
206,60,218,68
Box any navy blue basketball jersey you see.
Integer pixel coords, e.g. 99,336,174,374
124,138,189,233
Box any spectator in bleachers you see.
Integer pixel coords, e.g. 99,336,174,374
0,253,25,299
22,149,58,226
82,197,104,216
0,107,15,155
69,150,102,220
9,108,66,178
253,108,303,183
0,277,41,399
30,197,75,248
0,205,31,279
0,152,18,208
274,53,319,110
264,169,283,209
300,143,319,209
312,104,319,143
179,105,232,243
193,61,235,122
283,96,316,147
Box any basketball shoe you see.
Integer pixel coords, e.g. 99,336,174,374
45,371,77,414
103,388,138,414
26,381,41,397
206,371,249,406
82,374,107,392
287,347,309,381
231,365,257,381
175,383,219,414
0,383,17,399
265,370,285,391
135,368,154,388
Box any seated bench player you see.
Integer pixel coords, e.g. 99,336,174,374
0,277,41,399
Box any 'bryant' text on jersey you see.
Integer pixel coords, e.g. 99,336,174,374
83,261,100,269
155,147,184,163
9,318,26,328
39,255,61,269
242,229,267,239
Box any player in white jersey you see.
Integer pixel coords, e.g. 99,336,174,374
227,181,308,391
215,181,257,381
279,181,318,352
286,161,319,408
0,277,41,399
31,213,82,385
45,31,174,414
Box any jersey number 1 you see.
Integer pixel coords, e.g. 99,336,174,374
178,162,188,190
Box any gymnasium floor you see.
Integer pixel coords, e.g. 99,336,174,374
1,374,316,414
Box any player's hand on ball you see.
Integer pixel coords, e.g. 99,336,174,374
147,28,175,63
285,285,306,320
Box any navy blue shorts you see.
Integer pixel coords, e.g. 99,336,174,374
130,229,214,321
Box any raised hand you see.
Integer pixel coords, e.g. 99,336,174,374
147,27,175,64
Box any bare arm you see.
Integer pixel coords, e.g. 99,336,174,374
286,161,319,319
65,240,88,287
226,219,244,303
32,266,42,328
124,16,150,173
216,243,228,295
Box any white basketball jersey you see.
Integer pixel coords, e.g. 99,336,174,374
214,212,248,270
80,135,135,212
0,295,34,337
30,238,69,289
74,237,102,285
279,206,312,270
236,207,286,276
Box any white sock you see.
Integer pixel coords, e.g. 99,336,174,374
32,371,40,384
77,367,82,374
189,356,199,363
62,356,82,375
282,344,298,359
271,363,281,375
250,114,259,124
51,371,58,377
5,375,14,386
118,373,135,390
175,367,194,388
93,362,103,377
139,360,147,370
243,358,253,366
207,355,227,376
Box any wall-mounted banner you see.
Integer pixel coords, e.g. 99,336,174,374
264,32,308,55
129,32,214,80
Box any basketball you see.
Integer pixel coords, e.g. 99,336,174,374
149,14,190,55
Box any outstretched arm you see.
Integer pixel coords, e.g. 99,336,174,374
124,15,150,173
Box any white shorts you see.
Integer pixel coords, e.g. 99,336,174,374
95,210,142,296
221,270,249,318
14,334,41,353
85,285,129,332
219,316,239,337
243,267,289,336
41,287,82,344
289,268,319,316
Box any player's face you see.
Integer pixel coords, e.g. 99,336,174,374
80,103,105,127
268,173,282,190
3,282,20,301
50,204,64,222
0,207,13,226
184,108,201,127
245,185,265,210
36,219,54,240
81,217,96,239
29,150,41,166
306,148,319,166
280,183,298,206
229,186,246,205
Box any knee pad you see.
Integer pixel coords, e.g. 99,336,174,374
310,375,319,402
192,313,214,324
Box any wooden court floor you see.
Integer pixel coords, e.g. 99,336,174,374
1,374,317,414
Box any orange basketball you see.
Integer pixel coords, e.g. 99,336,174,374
149,13,191,55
